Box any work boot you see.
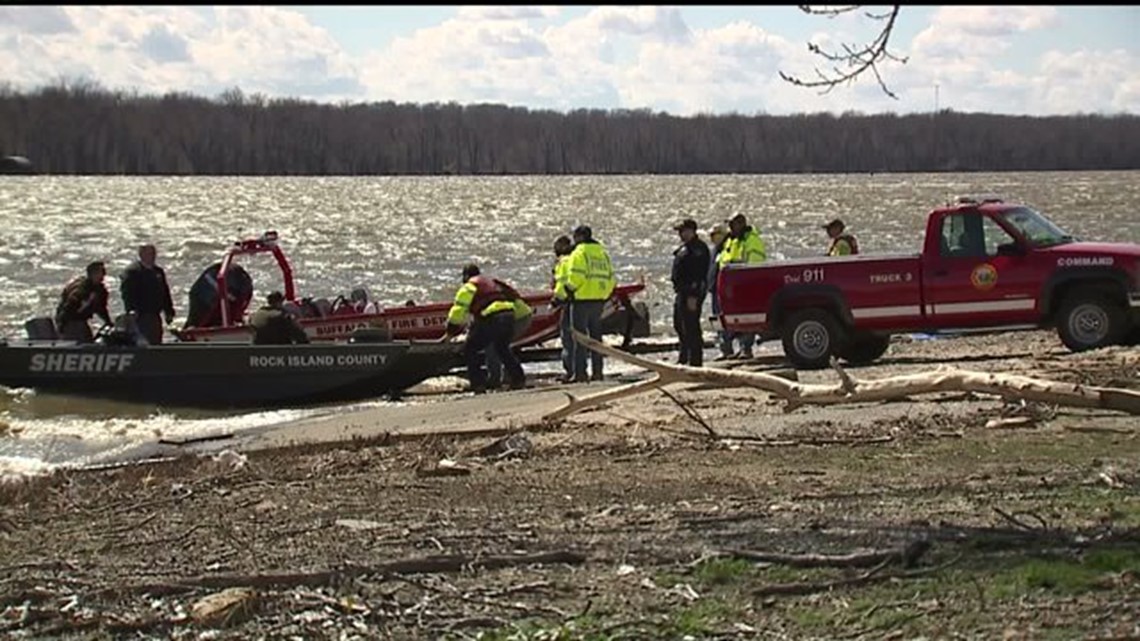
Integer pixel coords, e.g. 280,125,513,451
740,348,754,360
509,378,526,391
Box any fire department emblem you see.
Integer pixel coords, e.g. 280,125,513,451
970,263,998,291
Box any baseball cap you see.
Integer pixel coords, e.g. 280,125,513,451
822,218,845,230
673,218,698,231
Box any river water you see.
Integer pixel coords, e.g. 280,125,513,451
1,172,1138,477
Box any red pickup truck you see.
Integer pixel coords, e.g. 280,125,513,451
717,197,1140,369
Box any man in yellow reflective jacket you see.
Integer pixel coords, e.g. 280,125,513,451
716,213,768,359
443,263,526,393
719,213,768,266
823,218,860,256
550,235,574,379
561,225,616,383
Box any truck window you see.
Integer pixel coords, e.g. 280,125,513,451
940,213,983,258
999,207,1075,248
981,216,1017,256
941,213,1018,258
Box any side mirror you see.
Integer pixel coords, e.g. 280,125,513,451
996,243,1023,257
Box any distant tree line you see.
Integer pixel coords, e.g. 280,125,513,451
0,80,1137,175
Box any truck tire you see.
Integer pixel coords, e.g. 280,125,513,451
837,332,891,365
1056,294,1127,352
781,308,846,370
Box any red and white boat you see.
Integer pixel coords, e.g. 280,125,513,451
173,231,647,346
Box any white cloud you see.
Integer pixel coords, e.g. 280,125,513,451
1034,49,1140,114
0,5,1135,116
0,6,75,35
455,6,561,22
0,6,362,99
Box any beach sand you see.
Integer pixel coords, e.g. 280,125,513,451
1,329,1138,639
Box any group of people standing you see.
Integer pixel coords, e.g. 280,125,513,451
672,213,768,367
671,215,859,367
54,217,856,394
55,244,176,345
442,224,617,394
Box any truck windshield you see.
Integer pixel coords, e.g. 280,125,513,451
998,207,1075,248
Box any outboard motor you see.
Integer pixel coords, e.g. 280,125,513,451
185,262,254,328
24,317,59,340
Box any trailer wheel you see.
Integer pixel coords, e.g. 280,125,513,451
1056,294,1127,352
837,332,891,365
781,308,845,370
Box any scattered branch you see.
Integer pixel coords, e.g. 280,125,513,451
718,539,931,569
544,330,1140,422
657,387,718,437
100,550,587,597
781,5,908,99
753,554,962,597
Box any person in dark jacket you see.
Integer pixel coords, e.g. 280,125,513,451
671,218,711,366
249,291,310,345
120,244,176,345
55,261,113,343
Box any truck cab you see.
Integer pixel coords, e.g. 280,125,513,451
717,197,1140,369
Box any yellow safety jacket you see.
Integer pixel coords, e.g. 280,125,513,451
565,240,616,302
552,255,571,301
446,276,516,328
717,227,768,266
827,234,858,257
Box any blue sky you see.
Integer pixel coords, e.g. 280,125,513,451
2,5,1137,116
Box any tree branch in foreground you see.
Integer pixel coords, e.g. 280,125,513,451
780,5,908,99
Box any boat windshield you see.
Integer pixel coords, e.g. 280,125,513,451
999,206,1075,248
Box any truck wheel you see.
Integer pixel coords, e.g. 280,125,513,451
781,309,845,370
837,332,891,365
1056,294,1127,352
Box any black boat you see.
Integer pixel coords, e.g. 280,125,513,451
0,330,462,410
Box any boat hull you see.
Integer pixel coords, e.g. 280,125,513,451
0,341,462,409
176,285,646,345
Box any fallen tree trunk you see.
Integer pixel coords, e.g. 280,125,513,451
545,331,1140,420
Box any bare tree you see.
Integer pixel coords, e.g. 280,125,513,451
780,5,907,99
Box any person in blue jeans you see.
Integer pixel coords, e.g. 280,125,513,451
549,236,575,380
706,222,755,360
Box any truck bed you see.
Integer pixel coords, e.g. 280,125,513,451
719,253,926,333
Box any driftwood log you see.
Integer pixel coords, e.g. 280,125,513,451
544,330,1140,421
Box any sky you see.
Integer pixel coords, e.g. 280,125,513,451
1,5,1137,116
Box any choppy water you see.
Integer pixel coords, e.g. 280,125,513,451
2,172,1138,476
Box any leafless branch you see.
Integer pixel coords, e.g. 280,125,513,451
781,5,908,99
798,5,862,17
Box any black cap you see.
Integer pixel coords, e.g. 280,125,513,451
673,218,698,232
462,263,480,280
729,213,747,225
572,225,592,240
267,290,285,305
822,218,845,231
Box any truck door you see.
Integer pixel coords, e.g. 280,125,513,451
922,212,1040,327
